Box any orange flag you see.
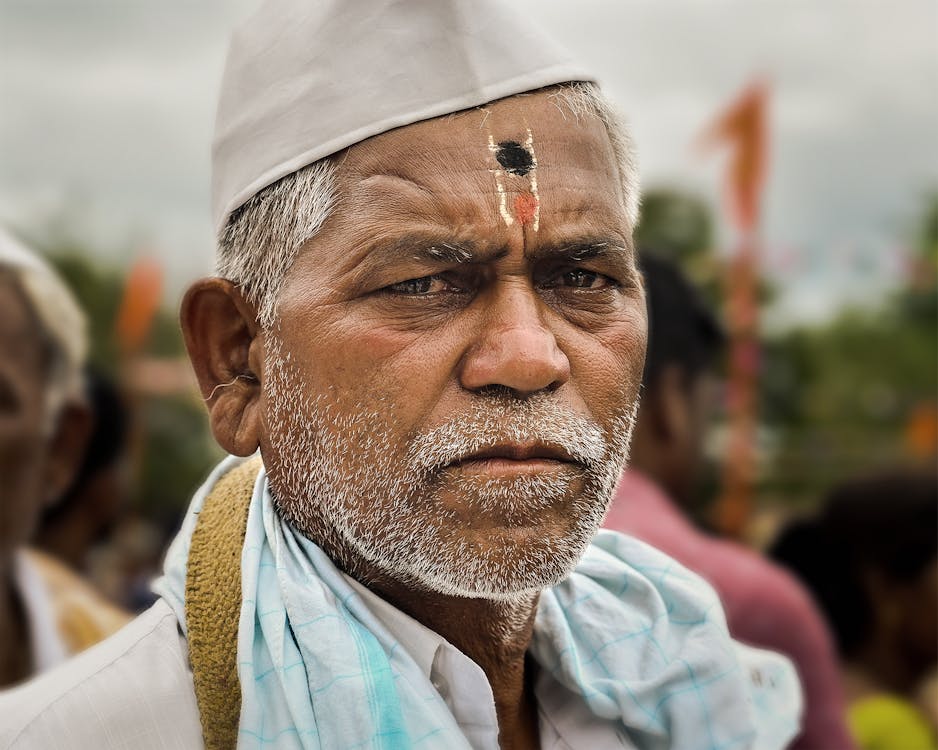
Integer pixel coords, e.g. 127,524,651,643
115,256,163,355
698,81,771,538
699,80,768,233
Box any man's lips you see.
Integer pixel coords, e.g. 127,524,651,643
445,443,581,477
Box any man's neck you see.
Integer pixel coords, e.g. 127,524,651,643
367,576,543,750
300,518,545,748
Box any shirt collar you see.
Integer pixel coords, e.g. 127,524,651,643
341,573,445,680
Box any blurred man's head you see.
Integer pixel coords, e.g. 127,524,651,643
36,370,130,570
0,229,90,570
771,471,938,689
183,84,647,601
628,254,726,508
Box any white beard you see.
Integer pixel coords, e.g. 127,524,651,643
263,337,639,601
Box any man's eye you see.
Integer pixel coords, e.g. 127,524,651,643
560,269,613,290
386,275,445,295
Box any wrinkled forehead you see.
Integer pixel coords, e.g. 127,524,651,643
337,89,621,197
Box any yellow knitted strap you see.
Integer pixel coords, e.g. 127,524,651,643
186,455,263,750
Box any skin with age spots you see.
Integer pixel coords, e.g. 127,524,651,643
183,89,646,750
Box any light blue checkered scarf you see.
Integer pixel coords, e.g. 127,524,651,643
156,456,800,749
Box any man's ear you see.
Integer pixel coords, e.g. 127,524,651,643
181,278,264,456
43,399,93,508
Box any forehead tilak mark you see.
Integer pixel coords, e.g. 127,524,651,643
495,140,535,176
486,127,541,231
521,128,540,232
487,133,515,228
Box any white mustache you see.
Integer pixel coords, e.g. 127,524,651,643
406,398,607,473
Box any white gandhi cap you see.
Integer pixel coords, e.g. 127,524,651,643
211,0,595,233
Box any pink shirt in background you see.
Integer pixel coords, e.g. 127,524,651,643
605,470,857,750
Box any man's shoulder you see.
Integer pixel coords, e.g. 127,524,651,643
0,599,202,750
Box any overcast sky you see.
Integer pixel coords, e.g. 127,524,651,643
2,0,936,325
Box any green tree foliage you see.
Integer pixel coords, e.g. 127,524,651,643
760,194,937,505
42,250,124,375
635,189,722,303
636,189,714,265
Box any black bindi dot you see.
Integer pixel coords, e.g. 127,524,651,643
495,140,534,176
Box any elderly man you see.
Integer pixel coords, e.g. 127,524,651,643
0,2,799,748
0,229,128,689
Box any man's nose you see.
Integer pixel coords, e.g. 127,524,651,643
458,282,571,396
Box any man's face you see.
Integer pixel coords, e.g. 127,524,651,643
260,90,647,599
0,275,51,568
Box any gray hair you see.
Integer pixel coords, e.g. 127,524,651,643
217,82,639,329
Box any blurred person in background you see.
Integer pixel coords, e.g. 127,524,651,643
34,369,130,575
32,369,159,613
771,472,938,750
0,228,128,688
604,253,857,749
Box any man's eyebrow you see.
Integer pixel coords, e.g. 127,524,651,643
347,234,630,288
529,238,632,262
417,239,477,264
361,232,504,265
344,234,489,292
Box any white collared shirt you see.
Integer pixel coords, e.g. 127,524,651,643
0,588,633,749
344,575,631,750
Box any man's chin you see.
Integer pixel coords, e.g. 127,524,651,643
416,576,548,603
356,522,597,601
398,561,571,602
431,470,588,528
